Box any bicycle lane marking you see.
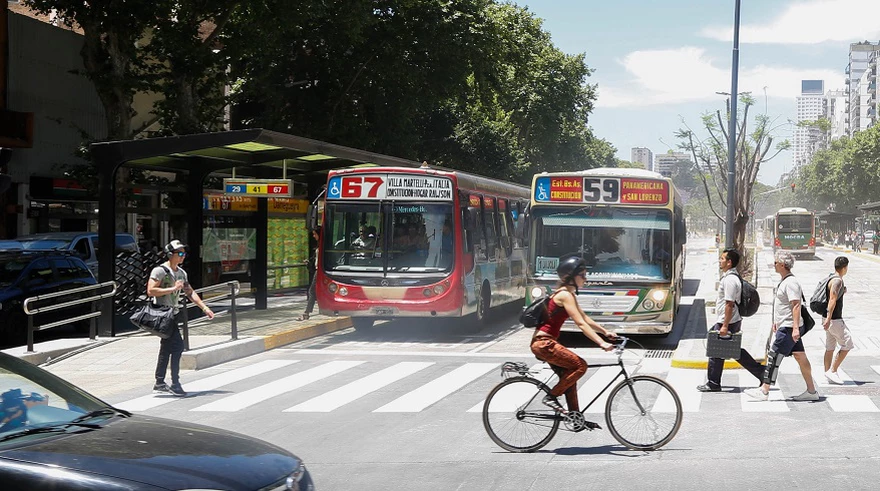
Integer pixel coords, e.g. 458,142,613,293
466,364,553,413
285,362,434,412
115,360,299,412
374,363,498,413
191,361,364,412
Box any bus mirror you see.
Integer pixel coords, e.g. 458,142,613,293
307,204,319,231
462,208,473,231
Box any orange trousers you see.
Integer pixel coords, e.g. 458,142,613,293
530,337,587,412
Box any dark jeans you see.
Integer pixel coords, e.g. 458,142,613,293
706,321,765,388
305,270,317,315
155,313,185,385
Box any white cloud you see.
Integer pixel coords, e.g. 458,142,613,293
700,0,880,44
595,47,840,108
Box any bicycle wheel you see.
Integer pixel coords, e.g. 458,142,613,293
482,376,560,453
605,375,682,451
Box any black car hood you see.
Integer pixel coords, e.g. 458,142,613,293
0,414,298,490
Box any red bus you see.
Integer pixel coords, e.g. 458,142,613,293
313,166,530,330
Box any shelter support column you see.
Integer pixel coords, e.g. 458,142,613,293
97,164,118,337
255,197,268,309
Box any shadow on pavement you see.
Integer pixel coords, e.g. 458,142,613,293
551,444,655,456
681,278,700,296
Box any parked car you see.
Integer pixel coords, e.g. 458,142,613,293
0,241,23,252
14,232,138,278
0,252,97,344
0,351,315,490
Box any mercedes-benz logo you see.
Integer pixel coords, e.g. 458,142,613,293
591,298,602,309
380,279,389,287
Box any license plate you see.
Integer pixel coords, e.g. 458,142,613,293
372,307,394,315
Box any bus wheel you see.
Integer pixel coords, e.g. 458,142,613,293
352,318,374,331
476,284,491,324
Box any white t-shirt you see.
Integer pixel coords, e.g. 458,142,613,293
717,270,742,324
774,274,804,328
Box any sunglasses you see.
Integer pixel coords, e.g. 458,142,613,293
176,251,186,257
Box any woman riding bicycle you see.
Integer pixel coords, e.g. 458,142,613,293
531,255,617,414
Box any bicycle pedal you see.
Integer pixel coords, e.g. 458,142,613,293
585,421,602,430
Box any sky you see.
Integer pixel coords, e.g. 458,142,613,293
519,0,880,186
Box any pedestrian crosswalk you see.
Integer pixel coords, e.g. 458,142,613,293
114,357,880,415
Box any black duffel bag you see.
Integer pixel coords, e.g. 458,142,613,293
129,303,177,339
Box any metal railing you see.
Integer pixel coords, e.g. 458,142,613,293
22,281,118,353
180,280,240,350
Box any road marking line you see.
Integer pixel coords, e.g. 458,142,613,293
374,363,498,412
582,367,624,414
285,362,434,412
467,364,550,413
115,360,298,412
655,368,703,413
191,361,363,412
826,395,880,412
740,373,789,412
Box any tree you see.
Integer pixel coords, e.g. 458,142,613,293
676,94,790,250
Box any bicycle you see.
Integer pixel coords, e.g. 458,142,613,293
482,336,682,452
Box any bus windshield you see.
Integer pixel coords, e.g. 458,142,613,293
323,202,454,273
532,207,672,281
777,214,813,233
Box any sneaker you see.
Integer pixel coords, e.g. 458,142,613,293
168,384,187,397
743,387,769,401
541,395,567,414
792,390,819,401
825,370,843,385
152,382,171,394
696,383,721,392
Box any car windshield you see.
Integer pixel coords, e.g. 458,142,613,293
323,202,454,273
532,207,672,281
19,240,72,250
777,214,813,233
0,258,27,287
0,354,114,444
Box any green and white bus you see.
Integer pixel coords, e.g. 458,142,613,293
773,207,815,259
526,168,686,335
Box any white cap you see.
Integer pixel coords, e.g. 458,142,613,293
166,239,187,252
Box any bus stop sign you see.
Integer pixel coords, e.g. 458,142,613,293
223,179,293,198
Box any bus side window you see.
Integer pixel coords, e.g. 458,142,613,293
482,198,498,261
461,206,474,253
471,204,486,261
497,199,513,253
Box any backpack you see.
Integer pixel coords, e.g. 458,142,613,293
809,273,837,316
733,272,760,317
519,289,560,327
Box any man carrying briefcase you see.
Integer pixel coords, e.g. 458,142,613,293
697,248,766,392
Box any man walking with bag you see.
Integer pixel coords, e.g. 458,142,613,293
823,256,853,385
697,249,766,392
147,240,214,397
745,252,819,401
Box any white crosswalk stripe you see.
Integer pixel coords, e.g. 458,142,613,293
111,358,880,416
285,362,434,412
191,360,364,412
374,363,498,412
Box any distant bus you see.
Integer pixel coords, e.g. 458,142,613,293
762,214,775,247
773,207,815,259
314,166,530,330
526,168,686,335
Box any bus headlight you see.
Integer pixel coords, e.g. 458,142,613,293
530,287,545,299
650,289,668,303
642,289,668,310
642,299,655,310
328,283,338,293
433,284,445,295
338,286,348,296
423,288,433,297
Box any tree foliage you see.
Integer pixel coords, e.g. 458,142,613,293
675,94,790,248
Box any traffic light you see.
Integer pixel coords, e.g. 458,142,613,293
791,183,796,192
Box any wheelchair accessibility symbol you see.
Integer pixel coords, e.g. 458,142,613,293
535,177,550,201
328,177,342,198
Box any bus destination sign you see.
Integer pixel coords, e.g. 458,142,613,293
327,174,453,201
223,179,293,198
534,176,668,205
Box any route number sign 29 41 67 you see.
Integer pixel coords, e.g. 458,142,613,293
222,179,294,198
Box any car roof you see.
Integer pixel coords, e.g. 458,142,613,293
15,232,134,241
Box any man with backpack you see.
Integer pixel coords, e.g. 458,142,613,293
821,256,853,385
697,248,766,392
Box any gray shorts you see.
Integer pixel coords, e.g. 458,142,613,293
825,319,854,350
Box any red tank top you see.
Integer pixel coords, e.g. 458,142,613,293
536,295,569,339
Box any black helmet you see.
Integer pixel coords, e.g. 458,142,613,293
556,255,586,283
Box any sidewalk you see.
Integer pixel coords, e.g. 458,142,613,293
3,293,352,385
670,246,773,370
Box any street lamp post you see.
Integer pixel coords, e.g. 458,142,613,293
726,0,741,250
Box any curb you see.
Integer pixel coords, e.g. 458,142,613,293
180,316,354,370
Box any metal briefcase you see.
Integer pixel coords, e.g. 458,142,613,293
705,331,742,359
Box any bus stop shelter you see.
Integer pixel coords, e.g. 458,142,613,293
90,129,423,336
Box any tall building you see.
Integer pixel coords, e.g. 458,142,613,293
794,80,825,170
653,152,692,178
824,89,848,142
845,41,880,136
631,147,653,171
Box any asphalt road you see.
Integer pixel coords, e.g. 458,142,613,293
96,237,880,490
